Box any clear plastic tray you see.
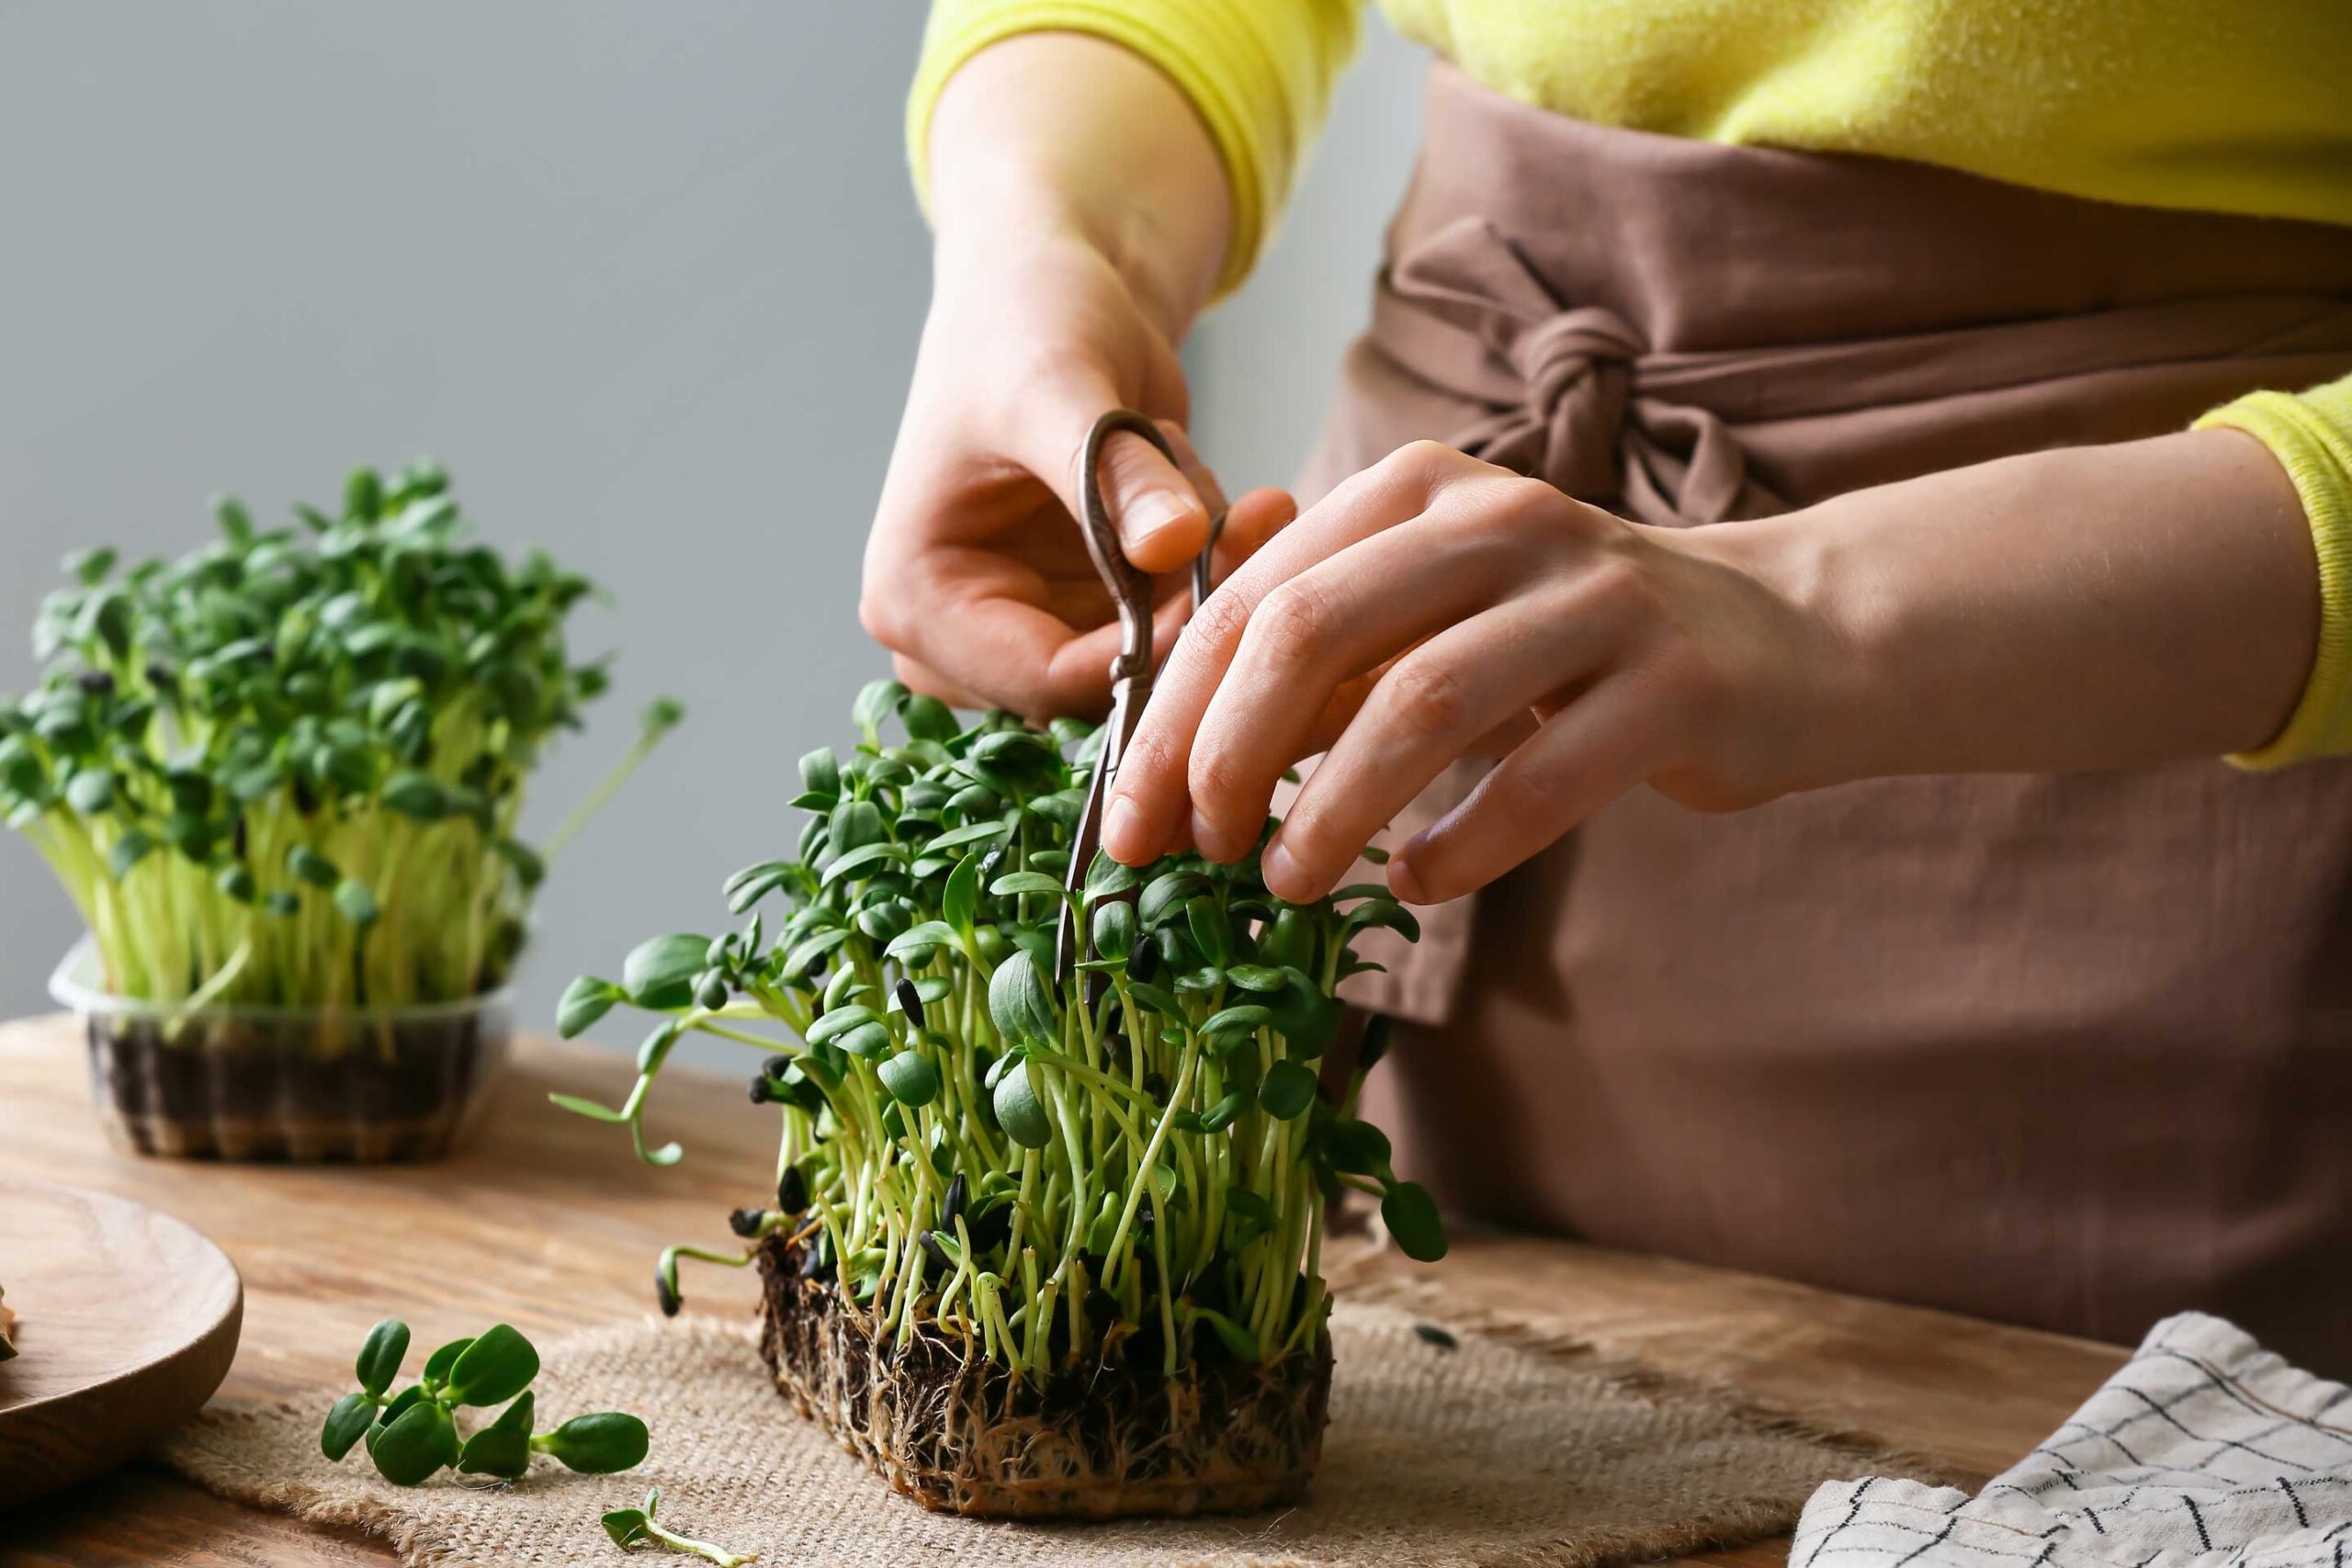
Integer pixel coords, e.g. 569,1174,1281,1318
51,939,511,1163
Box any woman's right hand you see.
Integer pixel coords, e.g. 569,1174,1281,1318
860,33,1292,719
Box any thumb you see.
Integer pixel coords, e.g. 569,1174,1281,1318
1025,380,1213,575
1090,424,1213,574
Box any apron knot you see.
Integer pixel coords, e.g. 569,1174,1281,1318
1500,309,1638,500
1374,216,1754,525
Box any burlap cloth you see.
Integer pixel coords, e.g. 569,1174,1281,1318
161,1284,1925,1568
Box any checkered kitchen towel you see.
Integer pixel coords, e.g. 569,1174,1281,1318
1796,1315,2352,1568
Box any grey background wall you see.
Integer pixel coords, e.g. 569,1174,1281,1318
0,4,1425,1050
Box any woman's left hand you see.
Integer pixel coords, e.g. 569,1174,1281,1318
1097,424,2321,907
1096,440,1857,905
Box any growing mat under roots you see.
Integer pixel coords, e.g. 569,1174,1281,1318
756,1236,1331,1517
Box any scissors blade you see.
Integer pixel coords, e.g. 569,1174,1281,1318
1054,676,1145,978
1053,410,1227,984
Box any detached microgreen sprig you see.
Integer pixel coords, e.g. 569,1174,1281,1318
322,1318,649,1485
559,679,1446,1389
603,1488,758,1567
0,461,680,1009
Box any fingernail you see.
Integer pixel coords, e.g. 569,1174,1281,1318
1191,811,1238,863
1389,855,1430,905
1261,840,1305,901
1126,491,1194,549
1102,794,1147,863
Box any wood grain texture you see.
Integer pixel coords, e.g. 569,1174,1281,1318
0,1177,243,1508
0,1012,2130,1565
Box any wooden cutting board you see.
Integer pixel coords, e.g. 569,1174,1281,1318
0,1176,243,1507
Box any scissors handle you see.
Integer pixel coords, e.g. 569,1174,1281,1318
1055,411,1226,980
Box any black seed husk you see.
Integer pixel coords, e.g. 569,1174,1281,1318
964,1201,1010,1255
729,1207,766,1238
656,1271,682,1316
776,1165,808,1215
1413,1322,1457,1350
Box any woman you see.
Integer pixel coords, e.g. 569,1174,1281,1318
861,4,2352,1366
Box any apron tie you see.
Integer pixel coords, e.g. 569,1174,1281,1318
1374,216,1758,525
1489,310,1635,501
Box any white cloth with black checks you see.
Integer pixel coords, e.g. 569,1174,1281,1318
1796,1314,2352,1568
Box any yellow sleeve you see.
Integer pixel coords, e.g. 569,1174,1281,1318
907,0,1361,298
2199,374,2352,768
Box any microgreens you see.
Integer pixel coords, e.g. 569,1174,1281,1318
322,1318,650,1485
603,1488,757,1566
0,461,678,1008
559,681,1443,1387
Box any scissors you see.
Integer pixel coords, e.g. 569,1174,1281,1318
1053,409,1225,981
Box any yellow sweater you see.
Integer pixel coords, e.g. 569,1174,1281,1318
908,1,2352,765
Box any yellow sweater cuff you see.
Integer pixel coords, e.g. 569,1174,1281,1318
907,0,1356,299
2199,376,2352,769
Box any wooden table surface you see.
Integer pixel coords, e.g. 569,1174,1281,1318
0,1012,2129,1565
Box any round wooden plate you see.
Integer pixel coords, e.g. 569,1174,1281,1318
0,1177,243,1506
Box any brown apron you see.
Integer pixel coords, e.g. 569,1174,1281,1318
1313,63,2352,1370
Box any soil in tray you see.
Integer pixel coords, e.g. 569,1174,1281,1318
754,1234,1333,1518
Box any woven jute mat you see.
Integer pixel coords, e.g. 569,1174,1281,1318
162,1293,1917,1568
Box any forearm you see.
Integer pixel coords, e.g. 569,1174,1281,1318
928,33,1230,342
1760,428,2317,781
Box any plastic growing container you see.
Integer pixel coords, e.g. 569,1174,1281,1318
51,940,509,1163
